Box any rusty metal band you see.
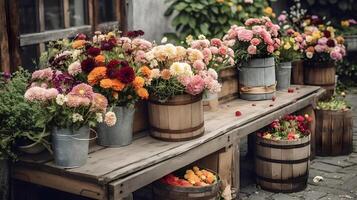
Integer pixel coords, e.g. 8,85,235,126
149,95,202,106
256,155,310,164
150,131,204,142
150,122,205,134
239,82,277,94
257,173,308,184
257,141,310,149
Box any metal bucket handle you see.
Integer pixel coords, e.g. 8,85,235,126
55,128,98,141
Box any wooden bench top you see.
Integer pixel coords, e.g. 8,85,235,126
13,85,321,200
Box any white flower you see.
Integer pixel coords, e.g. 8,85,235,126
150,68,161,79
72,113,84,123
161,37,168,44
186,35,193,45
198,34,206,40
68,61,82,76
306,52,313,59
55,94,67,105
72,49,82,60
95,113,103,123
170,62,193,76
207,68,218,80
104,111,117,127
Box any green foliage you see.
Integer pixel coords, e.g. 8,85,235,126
0,69,47,159
317,97,349,111
147,78,186,102
164,0,269,43
336,59,357,86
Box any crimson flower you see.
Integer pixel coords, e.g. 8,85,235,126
81,58,96,73
87,47,101,57
117,66,135,84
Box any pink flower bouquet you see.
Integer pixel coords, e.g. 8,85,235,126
223,17,281,64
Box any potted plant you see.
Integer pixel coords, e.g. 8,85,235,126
223,17,281,100
188,35,235,110
40,31,153,147
315,93,352,156
256,115,312,193
24,67,112,168
302,15,346,98
0,69,50,156
145,43,221,141
340,19,357,51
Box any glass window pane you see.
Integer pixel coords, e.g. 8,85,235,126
69,0,88,26
19,0,38,34
21,45,39,72
44,0,64,30
98,0,115,23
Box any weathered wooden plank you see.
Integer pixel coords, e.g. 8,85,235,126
0,0,10,73
13,166,107,200
7,0,21,70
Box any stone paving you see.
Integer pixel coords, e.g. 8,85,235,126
238,88,357,200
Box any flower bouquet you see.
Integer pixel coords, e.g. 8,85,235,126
257,115,312,141
145,43,221,141
24,68,111,167
223,17,281,100
42,31,153,147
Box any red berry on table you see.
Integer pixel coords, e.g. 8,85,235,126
235,111,242,117
288,88,294,93
269,104,274,107
252,103,256,106
272,96,276,101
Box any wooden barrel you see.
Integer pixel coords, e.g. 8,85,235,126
239,57,276,101
315,109,353,156
202,93,219,112
218,67,239,103
291,60,304,85
148,94,204,141
255,136,310,193
304,62,336,99
153,176,220,200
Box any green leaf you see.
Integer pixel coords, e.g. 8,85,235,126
175,2,188,11
200,23,209,35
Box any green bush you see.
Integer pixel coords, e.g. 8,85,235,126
164,0,269,43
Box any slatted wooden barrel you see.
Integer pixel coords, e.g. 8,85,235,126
153,174,220,200
291,60,304,85
239,57,276,101
304,62,336,99
148,94,204,141
218,67,239,102
315,109,353,156
255,136,310,193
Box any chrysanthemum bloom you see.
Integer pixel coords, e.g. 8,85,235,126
88,66,107,85
24,87,46,101
192,60,206,71
139,66,151,77
99,79,113,89
31,67,53,81
91,93,108,112
161,69,171,80
72,40,86,49
69,83,94,99
111,79,126,91
238,29,253,41
104,111,117,127
187,48,204,63
136,88,149,99
95,54,106,64
107,59,120,68
81,58,96,73
68,61,82,76
72,113,84,123
87,47,101,57
45,88,60,100
133,76,145,89
66,94,91,107
117,66,135,84
185,75,205,95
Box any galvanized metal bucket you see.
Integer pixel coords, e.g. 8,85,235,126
97,106,135,147
239,57,276,100
52,126,93,168
276,62,292,90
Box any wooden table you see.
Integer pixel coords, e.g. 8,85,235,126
12,85,321,200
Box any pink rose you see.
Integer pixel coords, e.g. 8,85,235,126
318,37,328,45
178,75,191,87
250,38,261,46
247,45,257,55
209,46,219,54
278,14,287,22
267,45,275,53
238,29,253,41
203,48,213,63
211,38,222,47
185,75,205,95
330,50,342,61
219,46,228,55
314,45,326,53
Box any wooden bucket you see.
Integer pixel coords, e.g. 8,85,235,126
291,60,304,85
304,62,336,99
218,67,239,103
315,109,353,156
148,94,204,142
239,57,276,101
153,174,220,200
255,136,310,193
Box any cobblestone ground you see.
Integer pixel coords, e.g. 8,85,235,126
238,88,357,200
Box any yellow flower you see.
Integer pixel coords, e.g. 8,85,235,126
136,88,149,100
318,24,325,30
289,37,295,43
132,76,145,89
216,0,224,3
327,26,335,33
186,35,193,45
293,44,299,51
312,31,321,40
236,5,243,11
275,51,280,56
284,43,291,50
341,20,350,28
264,7,273,16
306,36,313,43
263,133,272,139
